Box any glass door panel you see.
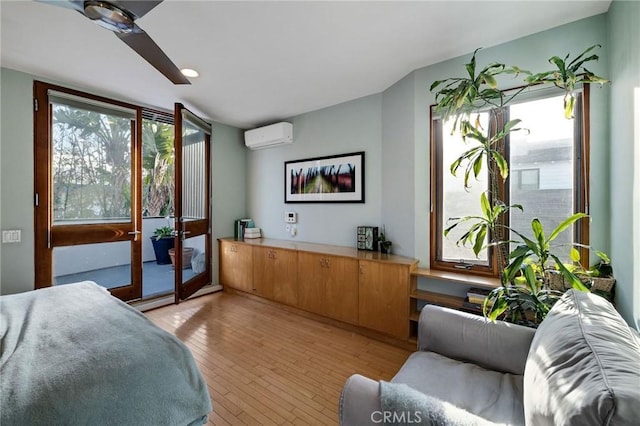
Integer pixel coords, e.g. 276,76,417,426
174,103,211,302
181,234,209,285
141,113,176,299
54,241,132,290
34,82,142,301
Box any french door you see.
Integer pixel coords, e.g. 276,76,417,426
174,103,211,302
34,83,211,302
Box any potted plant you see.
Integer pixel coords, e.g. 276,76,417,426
151,226,174,265
378,226,392,254
431,46,609,325
168,247,194,270
546,248,615,301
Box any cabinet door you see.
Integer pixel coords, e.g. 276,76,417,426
219,241,253,292
297,252,325,315
271,249,298,306
358,261,409,338
324,255,359,325
252,246,274,298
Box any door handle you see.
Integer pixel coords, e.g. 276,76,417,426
180,230,191,240
128,230,141,240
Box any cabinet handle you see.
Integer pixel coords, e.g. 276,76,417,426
230,245,237,253
271,250,277,260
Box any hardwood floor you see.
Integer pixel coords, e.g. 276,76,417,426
145,291,411,425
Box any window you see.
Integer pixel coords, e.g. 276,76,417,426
513,169,540,190
141,110,175,218
50,91,136,224
430,88,589,276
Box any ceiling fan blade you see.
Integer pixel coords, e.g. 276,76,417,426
116,30,190,85
117,1,163,19
35,0,84,13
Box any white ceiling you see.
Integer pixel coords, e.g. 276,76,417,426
1,0,611,129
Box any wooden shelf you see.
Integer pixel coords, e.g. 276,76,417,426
410,289,465,310
410,267,499,289
409,312,420,322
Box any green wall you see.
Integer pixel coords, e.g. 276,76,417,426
607,0,640,328
0,68,247,295
246,93,383,246
0,68,34,295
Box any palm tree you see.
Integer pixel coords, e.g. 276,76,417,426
142,121,175,217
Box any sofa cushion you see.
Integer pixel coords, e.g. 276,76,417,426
523,289,640,425
392,351,525,425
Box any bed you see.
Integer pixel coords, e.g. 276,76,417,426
0,281,212,425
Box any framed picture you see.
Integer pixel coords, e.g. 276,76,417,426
284,151,365,203
357,226,378,251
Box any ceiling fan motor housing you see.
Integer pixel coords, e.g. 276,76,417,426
83,0,135,33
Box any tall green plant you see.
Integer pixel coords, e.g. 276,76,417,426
431,46,608,324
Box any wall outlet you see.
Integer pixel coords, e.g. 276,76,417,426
2,230,21,243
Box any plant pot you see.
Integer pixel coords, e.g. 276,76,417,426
380,241,392,255
544,270,615,295
169,247,194,270
150,237,174,265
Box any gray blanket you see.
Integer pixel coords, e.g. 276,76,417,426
0,281,212,425
380,381,499,426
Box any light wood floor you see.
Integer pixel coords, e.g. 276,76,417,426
146,291,411,425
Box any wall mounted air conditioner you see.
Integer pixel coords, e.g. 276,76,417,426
244,122,293,150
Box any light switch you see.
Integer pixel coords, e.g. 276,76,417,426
2,230,21,243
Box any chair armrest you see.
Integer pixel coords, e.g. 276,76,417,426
418,304,535,375
339,374,381,426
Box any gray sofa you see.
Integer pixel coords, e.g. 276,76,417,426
340,289,640,425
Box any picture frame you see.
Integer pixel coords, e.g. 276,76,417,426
284,151,365,203
357,226,378,251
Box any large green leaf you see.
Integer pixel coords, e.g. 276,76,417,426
473,155,483,179
552,254,589,292
531,219,545,248
522,264,537,291
547,213,588,243
567,45,601,69
473,226,487,256
569,247,581,263
564,93,576,119
480,192,491,219
504,254,527,283
491,150,509,180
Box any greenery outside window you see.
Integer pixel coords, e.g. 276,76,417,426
430,89,589,277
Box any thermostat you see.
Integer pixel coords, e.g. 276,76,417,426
285,212,297,223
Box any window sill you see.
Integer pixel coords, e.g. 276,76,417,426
410,267,499,289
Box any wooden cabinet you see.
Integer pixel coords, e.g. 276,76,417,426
219,240,253,292
297,252,359,324
253,246,298,305
219,237,418,342
297,252,325,315
359,261,410,339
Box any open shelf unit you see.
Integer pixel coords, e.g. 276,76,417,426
409,268,500,340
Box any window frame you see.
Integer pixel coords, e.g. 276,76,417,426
429,85,591,277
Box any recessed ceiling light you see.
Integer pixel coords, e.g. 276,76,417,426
180,68,199,78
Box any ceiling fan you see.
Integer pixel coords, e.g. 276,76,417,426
38,0,190,84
